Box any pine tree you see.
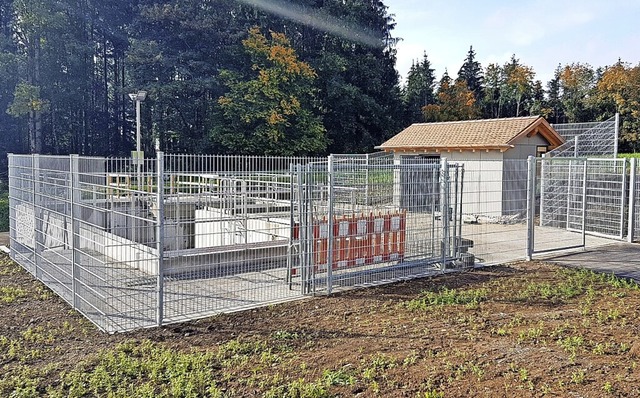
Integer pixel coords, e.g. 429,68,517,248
546,66,564,123
456,45,484,102
403,52,436,123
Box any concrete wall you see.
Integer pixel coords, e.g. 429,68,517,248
78,224,159,275
163,243,289,276
194,207,290,248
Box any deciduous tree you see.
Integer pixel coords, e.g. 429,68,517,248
212,27,327,155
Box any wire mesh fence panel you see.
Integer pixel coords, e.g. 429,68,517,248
583,159,626,239
293,156,468,295
32,156,73,305
549,115,618,158
8,154,160,332
535,158,587,253
531,157,628,257
158,154,321,325
73,156,160,332
454,158,529,266
8,155,35,275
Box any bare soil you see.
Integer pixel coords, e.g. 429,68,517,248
1,252,640,397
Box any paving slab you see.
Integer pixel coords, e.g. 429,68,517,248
543,242,640,281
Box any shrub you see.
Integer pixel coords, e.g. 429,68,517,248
0,191,8,232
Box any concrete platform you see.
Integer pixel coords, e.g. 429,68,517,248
543,242,640,281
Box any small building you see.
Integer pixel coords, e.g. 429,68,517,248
377,116,565,216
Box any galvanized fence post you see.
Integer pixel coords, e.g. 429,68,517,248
326,154,335,294
581,159,588,248
628,157,637,243
440,157,449,270
287,163,294,286
32,154,40,278
619,158,628,240
156,152,165,327
566,159,572,230
295,164,308,295
526,156,536,261
364,153,370,206
614,113,620,158
7,154,14,258
69,155,79,310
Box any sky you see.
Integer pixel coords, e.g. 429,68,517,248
386,0,640,85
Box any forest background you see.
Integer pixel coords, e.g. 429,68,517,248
1,0,639,184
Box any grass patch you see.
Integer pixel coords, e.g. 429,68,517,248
0,286,28,303
51,340,224,398
618,153,640,159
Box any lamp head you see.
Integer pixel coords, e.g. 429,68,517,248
129,91,147,101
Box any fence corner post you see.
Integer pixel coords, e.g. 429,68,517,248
156,151,165,327
526,155,536,261
326,154,334,295
628,157,636,243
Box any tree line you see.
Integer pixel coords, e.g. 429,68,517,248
1,0,639,180
405,47,640,151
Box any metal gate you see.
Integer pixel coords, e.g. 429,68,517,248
291,157,467,295
527,157,628,258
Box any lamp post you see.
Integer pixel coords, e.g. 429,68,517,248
128,90,147,156
129,91,147,245
129,91,147,187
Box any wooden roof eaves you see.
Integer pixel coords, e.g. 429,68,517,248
376,144,515,153
508,117,565,147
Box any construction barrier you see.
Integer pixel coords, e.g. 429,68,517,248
291,210,406,276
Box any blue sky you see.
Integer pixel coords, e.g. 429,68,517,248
386,0,640,84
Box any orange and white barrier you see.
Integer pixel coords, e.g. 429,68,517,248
291,210,406,276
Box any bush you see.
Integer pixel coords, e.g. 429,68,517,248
0,191,8,232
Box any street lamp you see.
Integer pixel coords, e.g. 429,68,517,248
129,90,146,245
128,90,147,156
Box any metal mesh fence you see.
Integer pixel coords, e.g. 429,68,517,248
293,156,466,295
634,159,640,241
449,159,530,266
549,115,618,158
7,152,638,332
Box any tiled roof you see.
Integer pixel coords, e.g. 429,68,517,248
378,116,562,151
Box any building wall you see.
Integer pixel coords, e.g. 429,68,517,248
393,151,505,216
447,151,504,216
503,134,549,160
